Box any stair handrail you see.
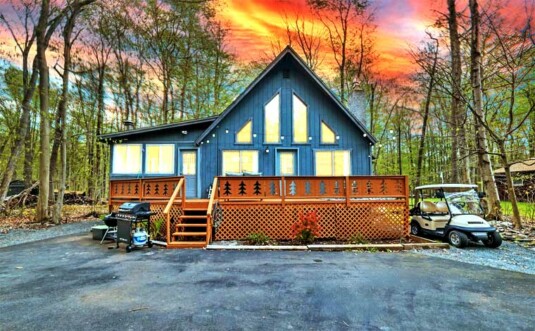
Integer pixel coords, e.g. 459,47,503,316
205,176,218,244
164,178,184,245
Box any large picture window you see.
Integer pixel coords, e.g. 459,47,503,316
146,144,175,174
112,144,142,174
293,94,308,143
236,120,252,144
314,150,350,176
222,150,259,175
264,93,280,143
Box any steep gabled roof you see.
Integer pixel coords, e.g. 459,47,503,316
98,116,218,142
195,46,376,145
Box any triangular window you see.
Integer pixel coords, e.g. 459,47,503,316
321,121,336,144
236,120,252,144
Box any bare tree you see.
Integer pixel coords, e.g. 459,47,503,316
307,0,371,104
283,12,324,70
468,0,502,220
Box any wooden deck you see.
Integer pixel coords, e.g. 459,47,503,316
109,175,410,248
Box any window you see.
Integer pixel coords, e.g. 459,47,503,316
293,94,308,143
236,120,252,144
112,144,142,174
264,93,280,143
314,150,350,176
146,144,175,174
222,150,259,175
321,121,336,144
278,151,296,176
513,178,524,187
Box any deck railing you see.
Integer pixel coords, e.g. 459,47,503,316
205,177,218,245
214,175,410,241
163,178,185,245
216,176,408,203
109,177,184,242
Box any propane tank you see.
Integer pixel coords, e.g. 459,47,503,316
132,228,148,247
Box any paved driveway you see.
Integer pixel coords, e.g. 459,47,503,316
1,234,534,331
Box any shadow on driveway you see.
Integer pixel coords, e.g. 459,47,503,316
1,234,534,330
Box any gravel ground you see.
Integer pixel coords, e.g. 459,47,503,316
414,241,535,275
0,220,100,248
1,222,534,275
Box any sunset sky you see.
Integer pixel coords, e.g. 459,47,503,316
216,0,532,78
0,0,532,79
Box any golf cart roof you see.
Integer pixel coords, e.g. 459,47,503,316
415,184,478,190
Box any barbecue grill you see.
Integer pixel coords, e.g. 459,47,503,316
114,201,155,252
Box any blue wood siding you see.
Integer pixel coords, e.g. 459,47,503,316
109,54,372,198
197,55,371,196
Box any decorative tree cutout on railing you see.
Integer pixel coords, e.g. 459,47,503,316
121,183,126,194
305,181,311,195
366,180,372,195
334,181,339,194
396,180,403,194
114,184,118,195
289,181,297,196
223,181,231,196
319,181,326,195
238,181,246,195
127,183,131,195
254,181,261,195
352,181,358,194
163,184,168,195
145,183,151,195
270,181,277,195
134,183,139,195
380,179,386,194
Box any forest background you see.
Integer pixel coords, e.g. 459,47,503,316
0,0,533,228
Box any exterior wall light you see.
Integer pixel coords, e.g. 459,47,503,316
308,136,312,141
265,147,270,153
281,136,285,140
335,135,340,140
181,130,187,135
225,129,229,134
212,133,216,137
253,133,257,138
207,140,210,144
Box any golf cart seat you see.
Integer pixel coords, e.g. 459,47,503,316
420,201,438,214
436,201,449,214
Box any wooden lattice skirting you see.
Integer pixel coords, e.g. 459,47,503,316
214,201,409,241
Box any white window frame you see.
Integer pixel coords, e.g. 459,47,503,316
222,150,259,175
320,121,337,145
236,119,253,144
314,150,351,176
112,144,142,175
264,92,281,144
145,144,175,175
292,93,308,143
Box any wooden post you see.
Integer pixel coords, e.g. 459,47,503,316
345,176,350,207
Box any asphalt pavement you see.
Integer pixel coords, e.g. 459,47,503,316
1,234,534,331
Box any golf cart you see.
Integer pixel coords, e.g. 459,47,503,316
410,184,502,248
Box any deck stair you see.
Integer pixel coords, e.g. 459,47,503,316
170,200,209,248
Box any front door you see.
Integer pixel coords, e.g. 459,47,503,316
277,150,297,176
181,150,197,198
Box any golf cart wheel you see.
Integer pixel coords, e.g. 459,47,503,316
126,245,132,253
483,232,502,248
410,221,422,236
448,230,468,248
147,241,153,248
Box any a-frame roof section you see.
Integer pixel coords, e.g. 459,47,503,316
195,46,376,145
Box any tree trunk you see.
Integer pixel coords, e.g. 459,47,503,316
469,0,502,219
447,0,463,183
23,118,34,187
498,142,522,229
0,63,39,202
52,131,66,224
36,0,51,223
415,38,439,200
